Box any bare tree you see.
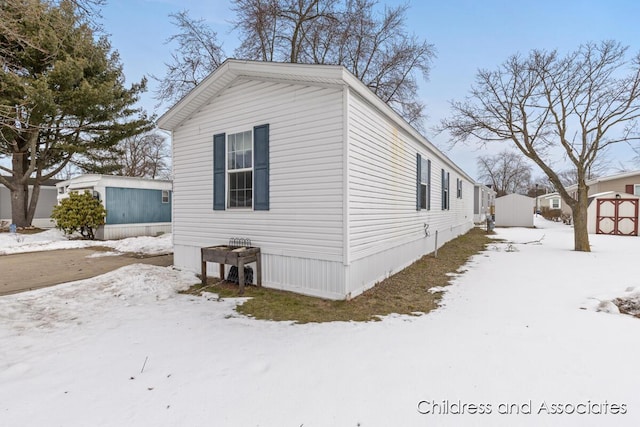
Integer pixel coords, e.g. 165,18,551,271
158,1,435,127
0,0,150,227
477,150,532,197
153,10,226,107
440,41,640,252
233,0,435,127
77,132,171,179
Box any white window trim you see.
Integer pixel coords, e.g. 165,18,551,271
634,184,640,196
161,190,170,204
226,130,254,209
550,198,561,209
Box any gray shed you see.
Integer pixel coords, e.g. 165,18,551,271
494,193,535,227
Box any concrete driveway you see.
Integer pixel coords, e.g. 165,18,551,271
0,248,173,295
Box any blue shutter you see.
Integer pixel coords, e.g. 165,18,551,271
447,172,451,209
254,124,270,211
427,159,431,210
213,133,226,210
416,153,422,211
441,169,445,210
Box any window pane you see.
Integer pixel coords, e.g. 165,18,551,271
227,131,253,170
420,158,428,183
420,184,427,209
228,171,253,208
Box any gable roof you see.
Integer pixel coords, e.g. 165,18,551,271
157,59,473,182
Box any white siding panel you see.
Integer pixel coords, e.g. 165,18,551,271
346,89,474,294
97,223,172,240
172,79,345,298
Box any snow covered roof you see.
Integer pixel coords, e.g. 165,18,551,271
588,191,640,199
56,174,172,191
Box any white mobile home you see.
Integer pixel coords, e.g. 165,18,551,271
473,183,496,223
158,60,475,300
56,174,172,240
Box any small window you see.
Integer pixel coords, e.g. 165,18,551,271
456,178,463,199
442,170,450,210
57,186,65,194
419,158,430,210
551,198,560,209
634,184,640,196
162,190,170,204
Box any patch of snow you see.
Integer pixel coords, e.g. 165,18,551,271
0,230,172,256
2,221,640,426
85,251,121,258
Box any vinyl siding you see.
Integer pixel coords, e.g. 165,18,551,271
589,176,640,195
346,89,474,295
105,187,171,224
172,79,345,295
0,185,57,224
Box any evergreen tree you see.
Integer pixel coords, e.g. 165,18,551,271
0,0,152,226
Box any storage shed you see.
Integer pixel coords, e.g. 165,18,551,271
158,60,475,300
56,174,172,240
587,191,640,236
494,193,535,227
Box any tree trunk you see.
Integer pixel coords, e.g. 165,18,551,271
10,186,30,227
571,184,591,252
8,151,33,227
26,182,41,225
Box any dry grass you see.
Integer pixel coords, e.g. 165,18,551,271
184,227,494,323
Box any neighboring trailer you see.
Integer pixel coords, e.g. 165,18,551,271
473,184,496,223
159,60,475,300
56,175,172,240
494,194,535,227
0,178,60,228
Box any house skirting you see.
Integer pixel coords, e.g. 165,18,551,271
176,220,474,300
96,222,172,240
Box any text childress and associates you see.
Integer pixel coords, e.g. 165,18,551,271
417,400,627,415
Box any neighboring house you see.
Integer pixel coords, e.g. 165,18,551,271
0,178,60,228
537,192,562,211
158,59,475,300
56,174,172,240
473,183,496,223
565,170,640,210
494,193,535,227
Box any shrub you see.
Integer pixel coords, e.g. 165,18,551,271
540,206,562,221
52,191,106,240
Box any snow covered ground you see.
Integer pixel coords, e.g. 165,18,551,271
0,229,172,256
1,218,639,426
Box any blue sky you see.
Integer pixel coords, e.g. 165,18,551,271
101,0,640,180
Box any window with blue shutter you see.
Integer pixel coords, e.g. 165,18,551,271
416,154,422,211
213,125,269,211
417,154,431,211
442,169,450,210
